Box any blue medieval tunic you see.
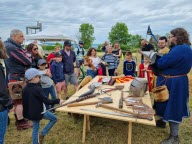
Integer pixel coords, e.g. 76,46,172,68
154,44,192,123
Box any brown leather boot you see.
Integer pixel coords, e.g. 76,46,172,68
17,119,32,130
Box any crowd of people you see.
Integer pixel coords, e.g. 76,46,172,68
0,27,192,144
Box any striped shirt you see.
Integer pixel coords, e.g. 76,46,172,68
101,54,118,69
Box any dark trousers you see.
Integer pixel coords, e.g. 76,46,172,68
108,69,115,76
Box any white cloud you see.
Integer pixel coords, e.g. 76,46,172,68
0,0,192,43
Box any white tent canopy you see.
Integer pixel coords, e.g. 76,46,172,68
25,30,75,42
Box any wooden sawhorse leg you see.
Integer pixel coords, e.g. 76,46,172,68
82,115,91,143
82,114,87,144
86,115,90,132
128,122,132,144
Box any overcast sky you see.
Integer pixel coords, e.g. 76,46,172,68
1,0,192,43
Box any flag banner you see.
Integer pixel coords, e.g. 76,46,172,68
147,26,152,35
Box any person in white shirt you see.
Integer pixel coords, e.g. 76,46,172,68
84,48,100,78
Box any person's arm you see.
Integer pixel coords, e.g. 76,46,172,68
123,61,125,75
156,48,181,69
116,49,122,57
114,57,118,74
133,61,136,74
73,51,76,63
36,87,60,105
9,48,32,66
50,64,57,84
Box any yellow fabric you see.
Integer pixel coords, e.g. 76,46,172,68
121,53,124,60
158,47,170,54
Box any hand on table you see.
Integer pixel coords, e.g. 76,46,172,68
59,99,65,105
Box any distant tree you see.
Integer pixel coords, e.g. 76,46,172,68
108,22,130,45
79,23,95,49
128,34,142,49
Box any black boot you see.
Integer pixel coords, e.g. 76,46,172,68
156,119,166,128
161,135,180,144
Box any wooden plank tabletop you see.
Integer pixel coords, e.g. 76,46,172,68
57,76,156,126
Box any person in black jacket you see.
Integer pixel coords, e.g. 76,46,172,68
0,39,13,144
22,68,64,144
4,29,32,130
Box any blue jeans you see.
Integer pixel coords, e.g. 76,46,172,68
43,85,56,109
32,111,57,144
0,110,8,144
87,69,97,78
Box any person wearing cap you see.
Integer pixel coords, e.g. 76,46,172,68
22,68,65,144
74,40,87,78
60,40,78,99
37,59,57,113
51,52,66,99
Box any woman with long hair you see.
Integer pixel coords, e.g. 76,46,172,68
0,39,13,144
84,47,100,78
26,43,43,69
112,42,122,65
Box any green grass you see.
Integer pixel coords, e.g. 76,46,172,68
4,52,192,144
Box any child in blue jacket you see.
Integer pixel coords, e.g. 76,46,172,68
51,52,66,99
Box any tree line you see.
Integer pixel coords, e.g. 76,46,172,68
79,22,142,51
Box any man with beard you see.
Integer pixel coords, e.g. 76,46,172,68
154,36,170,128
158,36,170,54
4,29,32,130
151,28,192,144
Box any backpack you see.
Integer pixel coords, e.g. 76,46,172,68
77,47,85,55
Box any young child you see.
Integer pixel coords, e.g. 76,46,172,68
46,45,61,68
123,51,136,77
37,59,57,112
50,52,66,99
139,57,154,92
22,68,64,144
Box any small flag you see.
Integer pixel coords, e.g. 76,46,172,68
147,25,158,43
147,25,152,35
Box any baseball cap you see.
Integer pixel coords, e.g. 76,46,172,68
38,59,46,65
79,41,84,45
54,52,62,57
25,68,44,81
64,40,72,46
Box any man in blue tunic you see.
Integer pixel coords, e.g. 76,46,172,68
152,28,192,144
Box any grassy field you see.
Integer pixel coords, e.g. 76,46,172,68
4,52,192,144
